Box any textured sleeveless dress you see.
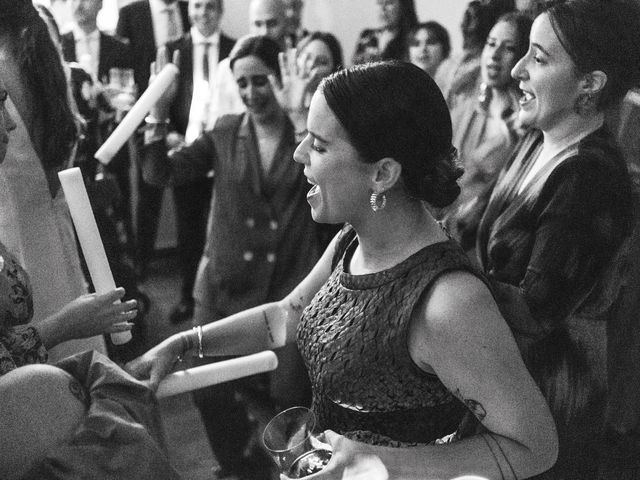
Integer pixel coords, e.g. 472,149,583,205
297,226,473,446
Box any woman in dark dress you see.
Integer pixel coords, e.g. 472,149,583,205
128,61,558,479
475,1,640,478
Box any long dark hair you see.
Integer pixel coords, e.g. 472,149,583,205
0,0,77,170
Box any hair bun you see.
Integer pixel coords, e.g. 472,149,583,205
418,147,463,208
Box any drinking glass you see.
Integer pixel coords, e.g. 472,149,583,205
263,406,332,478
107,68,136,116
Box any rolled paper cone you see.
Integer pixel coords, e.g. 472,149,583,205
94,63,179,165
156,350,279,398
58,168,132,345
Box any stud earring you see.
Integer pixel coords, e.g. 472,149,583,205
370,191,387,212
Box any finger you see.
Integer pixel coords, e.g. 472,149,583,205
150,61,156,80
156,45,168,70
95,287,127,305
287,47,298,77
105,321,134,333
268,74,282,93
323,430,340,446
172,48,181,69
278,51,288,79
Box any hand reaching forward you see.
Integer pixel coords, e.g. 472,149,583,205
124,334,184,391
38,287,136,349
149,46,181,121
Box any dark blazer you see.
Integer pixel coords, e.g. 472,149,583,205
164,32,236,135
61,31,132,83
116,0,189,93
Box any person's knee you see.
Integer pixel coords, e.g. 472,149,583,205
0,364,87,480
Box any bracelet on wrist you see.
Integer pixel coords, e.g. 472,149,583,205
144,115,170,125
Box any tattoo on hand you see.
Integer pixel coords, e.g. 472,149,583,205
454,388,487,421
288,295,305,315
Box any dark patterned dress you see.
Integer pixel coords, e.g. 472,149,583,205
297,226,474,446
0,240,47,376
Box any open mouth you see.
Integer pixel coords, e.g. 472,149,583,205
519,88,535,106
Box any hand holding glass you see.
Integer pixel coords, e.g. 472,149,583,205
263,406,332,478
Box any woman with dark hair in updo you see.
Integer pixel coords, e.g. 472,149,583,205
128,60,558,479
475,0,640,477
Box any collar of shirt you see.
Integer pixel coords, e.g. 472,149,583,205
72,26,100,43
191,27,219,47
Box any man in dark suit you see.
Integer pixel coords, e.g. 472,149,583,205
161,0,235,323
62,0,135,263
62,0,131,83
116,0,190,280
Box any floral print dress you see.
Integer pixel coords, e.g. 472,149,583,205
0,240,47,376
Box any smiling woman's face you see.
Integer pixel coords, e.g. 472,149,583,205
0,76,17,164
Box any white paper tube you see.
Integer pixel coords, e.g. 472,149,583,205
58,167,131,345
156,350,279,398
94,63,179,165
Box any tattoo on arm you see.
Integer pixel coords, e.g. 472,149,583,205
481,433,519,480
453,388,487,421
262,311,275,344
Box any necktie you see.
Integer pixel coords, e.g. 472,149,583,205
202,43,210,81
164,8,179,42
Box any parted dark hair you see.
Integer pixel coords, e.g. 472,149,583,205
409,21,452,60
0,0,77,171
229,34,282,81
320,61,462,208
545,0,640,109
296,31,344,72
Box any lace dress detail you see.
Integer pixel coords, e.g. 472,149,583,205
297,226,475,446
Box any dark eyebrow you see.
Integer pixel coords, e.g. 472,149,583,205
309,130,329,143
531,42,551,57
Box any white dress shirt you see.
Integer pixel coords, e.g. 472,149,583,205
186,27,220,144
73,26,101,82
149,0,184,47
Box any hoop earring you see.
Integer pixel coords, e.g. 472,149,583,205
370,191,387,212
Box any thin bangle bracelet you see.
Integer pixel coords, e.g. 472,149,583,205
192,325,204,358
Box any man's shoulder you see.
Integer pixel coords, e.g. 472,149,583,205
119,0,149,17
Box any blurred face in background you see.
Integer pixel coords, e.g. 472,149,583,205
249,0,287,44
409,27,446,77
481,19,520,89
282,0,303,34
377,0,402,30
189,0,223,37
233,55,280,122
71,0,103,29
297,39,334,82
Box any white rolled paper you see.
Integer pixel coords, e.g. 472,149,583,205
94,63,179,165
58,167,132,345
156,350,279,398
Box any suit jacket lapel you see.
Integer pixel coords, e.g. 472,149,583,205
61,32,77,63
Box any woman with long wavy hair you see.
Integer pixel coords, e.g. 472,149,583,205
0,0,107,360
